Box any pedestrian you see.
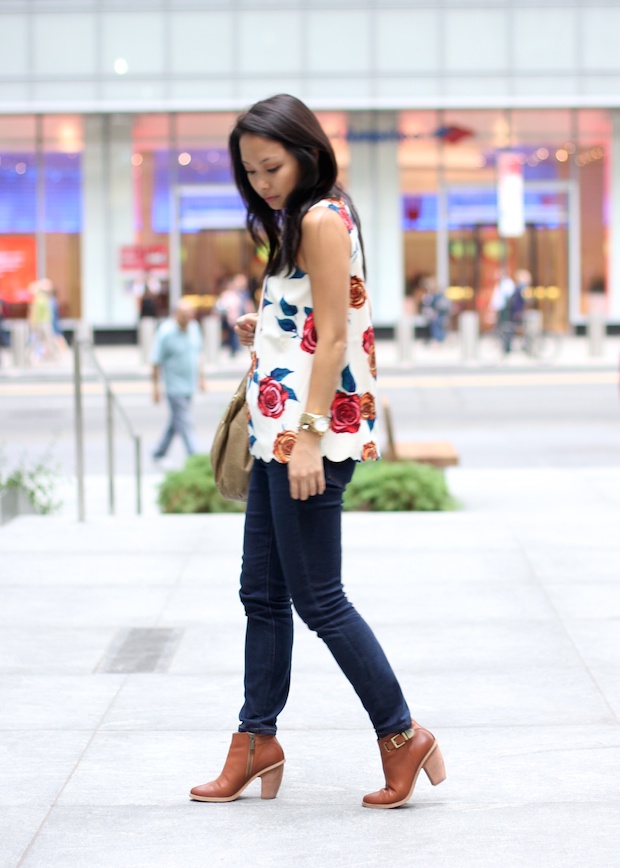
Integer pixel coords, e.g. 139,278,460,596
490,268,530,353
189,94,446,809
28,278,56,361
216,274,253,356
151,298,204,465
49,284,68,354
420,275,450,343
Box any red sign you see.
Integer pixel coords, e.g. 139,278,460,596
120,244,169,273
0,236,37,304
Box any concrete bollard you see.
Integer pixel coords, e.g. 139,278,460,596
523,309,543,338
459,310,479,361
588,312,606,357
202,315,221,366
395,316,415,364
10,320,30,368
138,317,157,364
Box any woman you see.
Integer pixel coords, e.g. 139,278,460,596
190,94,445,809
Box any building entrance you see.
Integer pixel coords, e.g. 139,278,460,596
169,184,259,311
405,181,578,332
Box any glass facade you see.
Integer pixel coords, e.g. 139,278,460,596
0,115,82,317
400,109,609,332
0,108,612,330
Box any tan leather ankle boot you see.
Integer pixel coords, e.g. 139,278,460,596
362,723,446,809
190,732,285,802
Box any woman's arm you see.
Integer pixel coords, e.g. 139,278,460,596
288,206,351,501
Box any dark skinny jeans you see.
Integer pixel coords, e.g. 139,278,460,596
238,457,411,740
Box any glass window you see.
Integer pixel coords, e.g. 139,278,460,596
0,116,37,313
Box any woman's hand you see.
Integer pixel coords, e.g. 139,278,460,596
288,432,325,501
234,313,258,347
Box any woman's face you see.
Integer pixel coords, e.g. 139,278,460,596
239,134,301,210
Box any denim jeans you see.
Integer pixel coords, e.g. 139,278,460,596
152,394,197,458
238,457,411,740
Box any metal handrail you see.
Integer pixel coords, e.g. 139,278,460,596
73,337,142,521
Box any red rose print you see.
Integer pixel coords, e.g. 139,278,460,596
330,392,361,434
360,392,376,420
258,376,289,419
350,276,367,309
300,312,317,354
362,326,376,378
361,442,378,461
335,199,354,231
273,430,297,463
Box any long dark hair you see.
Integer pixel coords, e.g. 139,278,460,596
229,93,364,277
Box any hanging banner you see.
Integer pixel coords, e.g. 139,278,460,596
0,236,37,304
497,152,525,237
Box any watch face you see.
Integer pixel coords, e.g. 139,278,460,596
315,416,330,434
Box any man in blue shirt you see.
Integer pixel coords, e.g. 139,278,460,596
151,298,204,462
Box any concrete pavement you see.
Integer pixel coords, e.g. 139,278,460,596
1,330,620,384
1,463,619,867
1,331,620,865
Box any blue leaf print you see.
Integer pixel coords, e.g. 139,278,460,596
277,318,297,334
263,297,273,308
368,418,375,431
290,267,306,279
304,306,313,316
270,367,293,382
341,365,357,393
249,435,257,447
280,298,298,316
284,386,298,402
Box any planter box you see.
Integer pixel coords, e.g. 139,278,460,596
0,486,42,525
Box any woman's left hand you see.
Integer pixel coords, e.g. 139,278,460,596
288,433,325,500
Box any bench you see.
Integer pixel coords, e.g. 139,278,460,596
381,398,460,468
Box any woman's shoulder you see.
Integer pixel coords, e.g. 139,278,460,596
302,197,356,235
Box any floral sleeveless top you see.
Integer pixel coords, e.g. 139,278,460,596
246,197,379,464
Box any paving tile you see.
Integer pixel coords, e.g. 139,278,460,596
342,513,520,553
0,676,123,730
100,674,245,732
345,548,536,584
0,806,50,868
523,545,620,583
0,628,114,674
0,586,172,629
24,776,617,868
0,731,92,806
543,582,620,620
0,553,188,586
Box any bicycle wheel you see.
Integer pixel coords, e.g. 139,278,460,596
529,332,562,362
478,331,505,364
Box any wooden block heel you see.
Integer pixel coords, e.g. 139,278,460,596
260,762,285,799
423,743,446,786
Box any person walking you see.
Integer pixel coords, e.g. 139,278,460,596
189,94,446,809
151,298,204,464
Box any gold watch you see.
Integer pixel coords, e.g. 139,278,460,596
298,412,330,437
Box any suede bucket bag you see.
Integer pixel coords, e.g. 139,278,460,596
210,372,253,502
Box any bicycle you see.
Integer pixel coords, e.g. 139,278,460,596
478,320,562,364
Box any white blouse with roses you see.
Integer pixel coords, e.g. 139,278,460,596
245,197,380,465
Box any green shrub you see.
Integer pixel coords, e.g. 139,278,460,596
157,453,245,514
157,455,456,514
343,460,457,512
0,447,62,515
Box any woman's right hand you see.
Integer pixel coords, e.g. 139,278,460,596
234,313,258,347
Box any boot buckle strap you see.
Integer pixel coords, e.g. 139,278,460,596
384,727,414,752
